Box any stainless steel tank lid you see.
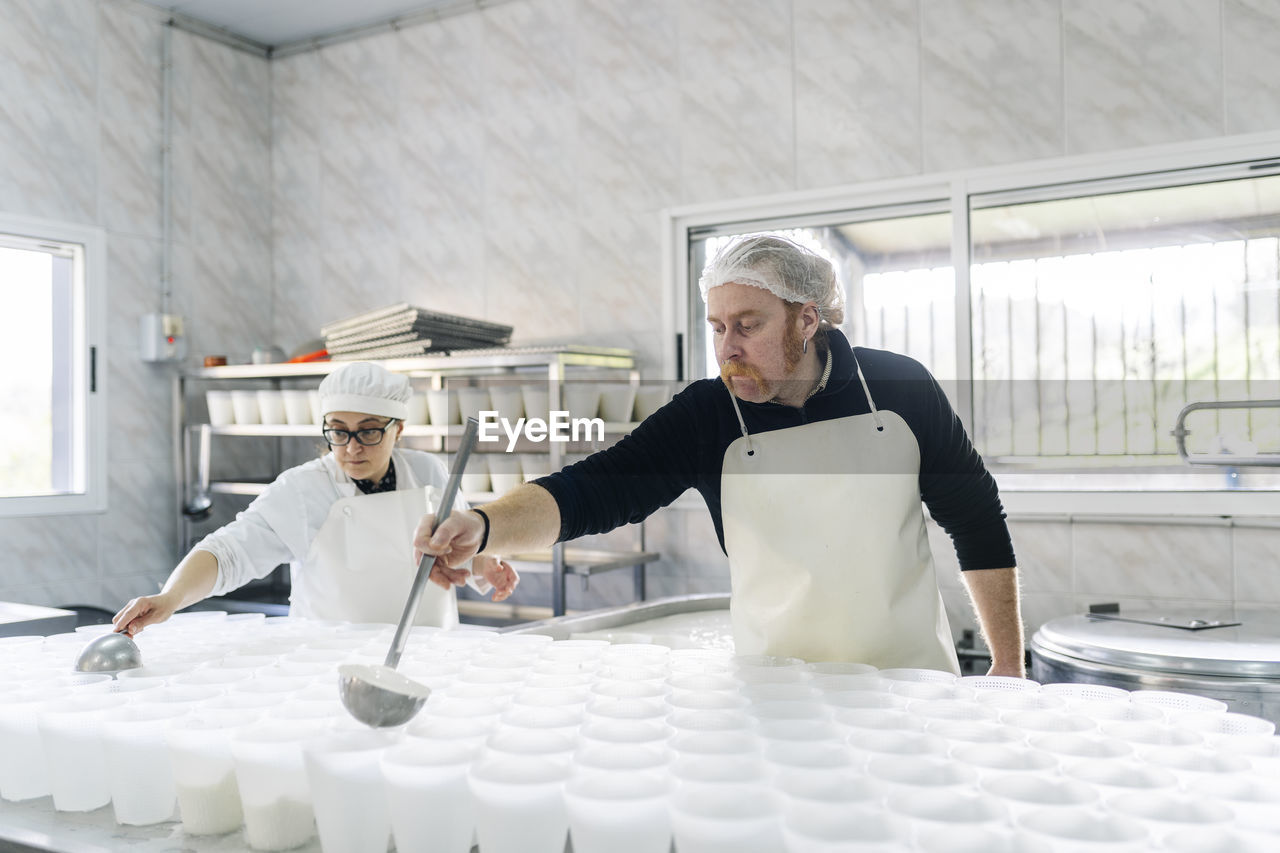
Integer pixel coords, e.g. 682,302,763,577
1032,609,1280,678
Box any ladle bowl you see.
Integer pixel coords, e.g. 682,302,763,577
338,663,432,728
74,631,144,675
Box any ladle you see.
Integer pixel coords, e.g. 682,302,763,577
74,630,143,675
339,417,481,728
182,424,214,521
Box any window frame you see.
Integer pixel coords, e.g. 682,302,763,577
662,131,1280,518
0,212,107,517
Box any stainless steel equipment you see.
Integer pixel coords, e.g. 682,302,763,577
1030,608,1280,724
504,592,730,640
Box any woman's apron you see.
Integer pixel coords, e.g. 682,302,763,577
295,464,458,626
720,355,959,673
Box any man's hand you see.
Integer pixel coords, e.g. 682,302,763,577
475,555,519,602
414,510,487,589
112,592,180,637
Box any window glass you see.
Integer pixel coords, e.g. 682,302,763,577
970,174,1280,489
688,210,953,381
0,222,102,514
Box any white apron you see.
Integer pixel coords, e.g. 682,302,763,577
720,355,959,673
297,467,458,627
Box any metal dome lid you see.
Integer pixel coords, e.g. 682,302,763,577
1031,608,1280,679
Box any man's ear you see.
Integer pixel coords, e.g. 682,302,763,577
800,301,821,336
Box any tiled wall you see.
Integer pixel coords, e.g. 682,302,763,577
0,0,270,612
5,0,1280,642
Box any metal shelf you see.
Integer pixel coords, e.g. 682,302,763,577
175,346,650,617
190,345,634,380
202,422,640,439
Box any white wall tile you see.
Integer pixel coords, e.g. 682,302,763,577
482,101,580,231
922,0,1062,171
577,87,683,218
0,515,102,605
677,0,791,86
482,0,577,117
484,216,583,343
99,2,162,239
398,11,488,123
1073,522,1233,601
794,0,920,188
1063,0,1222,153
678,70,794,205
1233,525,1280,605
1223,0,1280,134
575,0,678,101
577,211,664,337
1008,520,1072,594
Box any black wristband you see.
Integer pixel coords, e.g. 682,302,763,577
472,508,490,554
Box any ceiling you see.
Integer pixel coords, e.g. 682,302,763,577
138,0,466,50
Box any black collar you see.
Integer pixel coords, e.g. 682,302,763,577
353,462,397,495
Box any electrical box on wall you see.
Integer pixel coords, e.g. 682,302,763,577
140,313,187,363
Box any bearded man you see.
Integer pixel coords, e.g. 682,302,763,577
417,234,1023,676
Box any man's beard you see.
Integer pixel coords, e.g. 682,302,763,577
719,323,806,401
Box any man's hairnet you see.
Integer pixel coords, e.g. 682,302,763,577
698,234,845,325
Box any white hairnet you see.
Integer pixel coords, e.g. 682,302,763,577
319,362,411,420
698,234,845,325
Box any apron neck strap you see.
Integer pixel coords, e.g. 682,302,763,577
851,353,885,431
726,388,755,455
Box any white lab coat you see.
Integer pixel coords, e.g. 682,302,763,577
197,449,484,612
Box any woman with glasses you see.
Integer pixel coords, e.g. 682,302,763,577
113,362,518,635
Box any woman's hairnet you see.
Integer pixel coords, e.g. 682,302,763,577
698,234,845,325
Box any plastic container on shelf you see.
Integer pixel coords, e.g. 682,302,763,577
487,453,523,494
256,390,286,425
282,390,312,425
487,384,525,422
522,384,551,424
562,383,601,420
459,454,490,493
206,390,235,426
230,390,261,425
455,387,491,423
597,383,637,423
406,392,429,426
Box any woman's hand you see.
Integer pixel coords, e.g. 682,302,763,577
112,592,180,637
475,555,519,602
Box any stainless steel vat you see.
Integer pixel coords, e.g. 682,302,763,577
1030,608,1280,724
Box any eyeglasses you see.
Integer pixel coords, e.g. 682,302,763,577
322,422,396,446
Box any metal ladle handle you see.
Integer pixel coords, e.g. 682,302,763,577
384,416,481,669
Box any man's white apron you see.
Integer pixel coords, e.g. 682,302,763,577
297,465,457,626
720,355,958,673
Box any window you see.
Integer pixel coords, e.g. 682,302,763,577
0,214,106,516
668,135,1280,513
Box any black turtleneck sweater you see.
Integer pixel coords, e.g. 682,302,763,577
536,329,1015,571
